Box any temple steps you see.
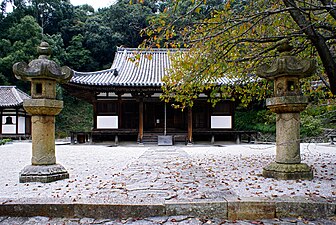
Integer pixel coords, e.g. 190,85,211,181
142,133,159,144
140,132,187,144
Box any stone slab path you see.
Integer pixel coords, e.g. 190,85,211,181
110,146,234,203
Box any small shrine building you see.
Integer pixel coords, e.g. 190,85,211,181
65,48,249,144
0,86,31,139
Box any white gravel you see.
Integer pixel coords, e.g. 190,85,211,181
0,143,146,200
183,143,336,199
0,142,335,202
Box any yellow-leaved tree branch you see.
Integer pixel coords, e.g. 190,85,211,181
138,0,335,108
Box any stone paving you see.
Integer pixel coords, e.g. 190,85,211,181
0,215,335,224
110,146,234,202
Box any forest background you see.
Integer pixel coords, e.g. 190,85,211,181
0,0,335,141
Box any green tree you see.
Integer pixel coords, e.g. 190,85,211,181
143,0,336,108
0,15,42,89
0,72,9,84
34,0,75,35
59,4,94,47
1,0,75,34
105,0,156,47
43,33,67,65
65,34,93,71
82,13,120,69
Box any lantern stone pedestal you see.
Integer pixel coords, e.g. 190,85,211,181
19,164,69,183
19,99,69,183
256,42,315,180
13,42,73,183
262,96,313,180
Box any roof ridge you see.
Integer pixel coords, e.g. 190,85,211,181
116,47,189,52
15,87,31,100
111,49,128,71
0,86,30,107
74,68,117,76
11,86,23,103
0,85,16,88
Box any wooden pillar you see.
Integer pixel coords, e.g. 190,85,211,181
236,133,241,144
26,114,32,136
16,108,19,135
164,103,167,136
118,94,123,129
230,101,235,129
0,109,2,134
70,132,75,145
93,101,97,129
24,111,27,135
211,134,215,145
115,135,119,145
139,98,144,144
187,107,193,144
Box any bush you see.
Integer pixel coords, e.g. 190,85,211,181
300,114,323,138
56,91,93,138
235,109,276,133
0,139,12,145
235,102,335,141
300,102,336,138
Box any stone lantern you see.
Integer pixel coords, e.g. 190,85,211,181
13,42,73,183
256,42,315,180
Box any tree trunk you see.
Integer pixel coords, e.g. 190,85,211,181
283,0,336,95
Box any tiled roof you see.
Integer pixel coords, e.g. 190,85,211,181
0,86,31,107
70,48,231,87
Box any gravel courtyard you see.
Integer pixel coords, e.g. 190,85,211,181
0,142,335,203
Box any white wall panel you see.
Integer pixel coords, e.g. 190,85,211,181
18,117,25,134
211,116,232,129
2,125,16,134
97,116,118,129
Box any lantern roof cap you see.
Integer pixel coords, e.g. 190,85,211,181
256,43,316,80
13,42,73,83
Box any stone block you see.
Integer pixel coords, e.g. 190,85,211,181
227,197,275,220
266,96,308,113
74,204,166,219
158,135,173,146
23,99,63,116
276,197,336,218
0,203,74,218
263,162,313,180
19,164,69,183
165,200,227,218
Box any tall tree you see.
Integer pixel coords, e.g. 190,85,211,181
32,0,74,35
0,15,42,90
82,12,121,69
1,0,74,34
105,0,156,47
65,34,93,71
142,0,336,108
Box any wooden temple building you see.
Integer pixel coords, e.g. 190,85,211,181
65,48,251,145
0,86,31,139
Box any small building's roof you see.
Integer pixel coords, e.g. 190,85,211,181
0,86,31,107
70,48,230,87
